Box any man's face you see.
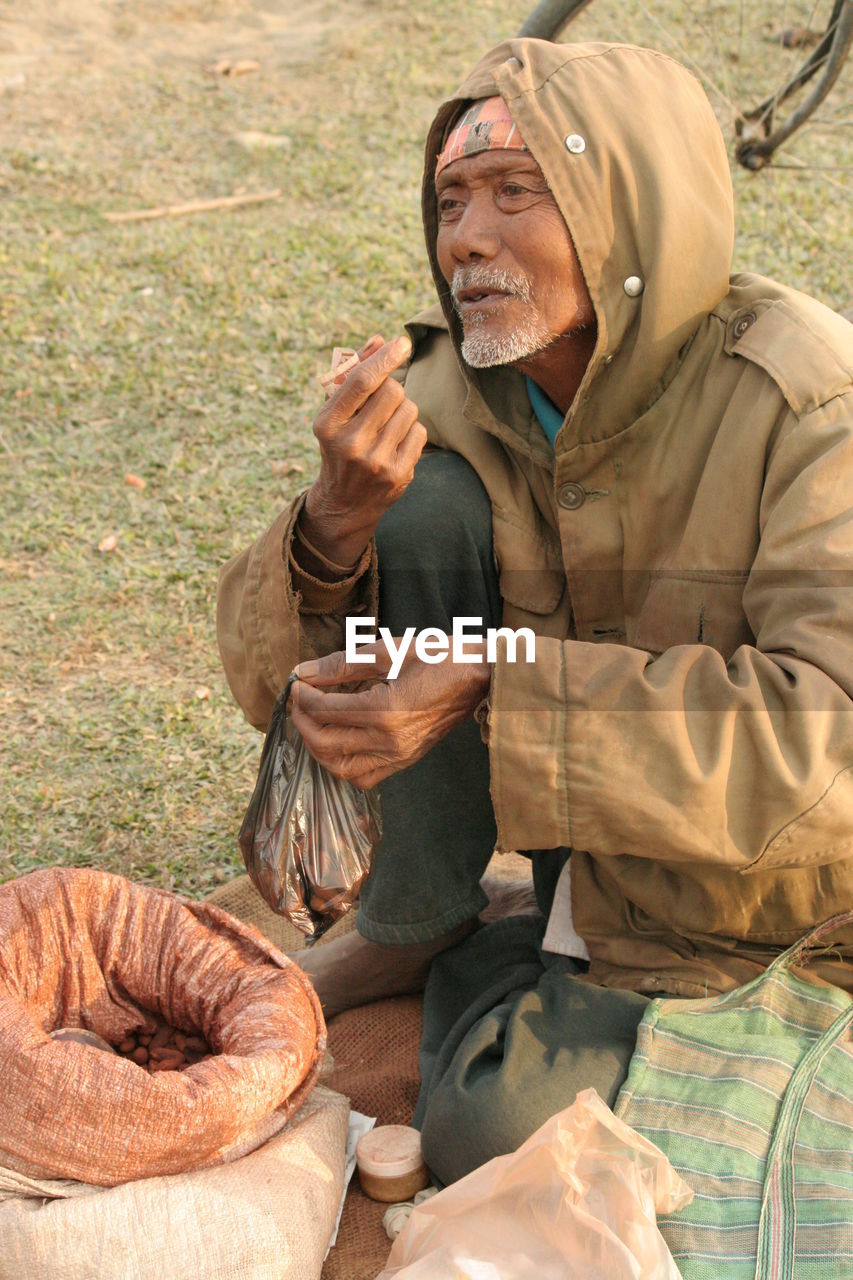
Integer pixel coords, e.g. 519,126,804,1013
435,149,594,369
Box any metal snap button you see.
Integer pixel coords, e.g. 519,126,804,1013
565,134,586,154
623,276,644,297
558,482,586,510
733,312,756,339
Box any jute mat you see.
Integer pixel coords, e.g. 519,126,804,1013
206,855,533,1280
205,875,417,1280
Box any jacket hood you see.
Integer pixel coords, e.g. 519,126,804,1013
421,39,735,446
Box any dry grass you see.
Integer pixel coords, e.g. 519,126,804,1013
2,0,850,895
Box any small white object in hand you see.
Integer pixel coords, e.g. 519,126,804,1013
319,347,359,388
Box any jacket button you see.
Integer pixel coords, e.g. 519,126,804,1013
558,482,586,510
733,312,756,339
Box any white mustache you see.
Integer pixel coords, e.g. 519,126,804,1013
450,265,534,307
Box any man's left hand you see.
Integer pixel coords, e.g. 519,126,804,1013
289,642,491,789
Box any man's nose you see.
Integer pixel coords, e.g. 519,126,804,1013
446,197,501,264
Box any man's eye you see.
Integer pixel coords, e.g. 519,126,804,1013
500,182,534,200
437,197,463,220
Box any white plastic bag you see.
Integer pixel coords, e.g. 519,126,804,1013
376,1089,692,1280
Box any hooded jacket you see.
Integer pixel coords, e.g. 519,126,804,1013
218,40,853,996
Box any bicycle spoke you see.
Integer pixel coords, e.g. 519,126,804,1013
770,160,853,167
631,0,742,120
532,0,851,297
776,195,850,272
770,152,853,192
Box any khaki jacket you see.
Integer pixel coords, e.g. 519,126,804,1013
218,40,853,996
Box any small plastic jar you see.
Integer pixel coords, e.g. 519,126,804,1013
356,1125,430,1202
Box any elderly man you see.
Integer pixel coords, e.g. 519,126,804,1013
218,39,853,1184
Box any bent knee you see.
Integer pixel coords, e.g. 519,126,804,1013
376,450,493,571
419,1085,501,1186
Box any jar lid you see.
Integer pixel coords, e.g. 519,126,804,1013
356,1125,425,1179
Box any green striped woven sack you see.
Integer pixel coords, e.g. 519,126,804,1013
615,912,853,1280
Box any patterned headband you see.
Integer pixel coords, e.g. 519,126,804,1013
435,96,528,179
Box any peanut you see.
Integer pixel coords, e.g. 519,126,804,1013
112,1019,212,1071
149,1045,178,1061
150,1054,184,1072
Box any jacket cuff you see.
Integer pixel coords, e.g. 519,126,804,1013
286,494,376,615
216,502,303,731
487,635,573,852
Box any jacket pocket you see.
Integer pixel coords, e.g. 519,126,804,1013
628,571,753,659
492,505,565,615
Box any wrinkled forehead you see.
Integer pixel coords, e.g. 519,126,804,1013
435,95,529,180
434,148,546,194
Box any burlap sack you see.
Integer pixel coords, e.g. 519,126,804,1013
0,1084,350,1280
0,868,325,1185
205,863,534,1280
207,876,421,1280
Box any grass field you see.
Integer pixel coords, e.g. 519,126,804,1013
2,0,851,896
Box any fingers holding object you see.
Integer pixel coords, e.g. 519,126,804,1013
321,336,412,424
329,756,395,789
319,335,386,399
347,374,408,437
291,676,391,726
293,644,392,687
292,714,392,768
319,348,359,391
290,691,398,777
351,397,420,467
358,334,385,360
394,417,428,473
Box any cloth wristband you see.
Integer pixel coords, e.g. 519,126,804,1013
294,519,361,577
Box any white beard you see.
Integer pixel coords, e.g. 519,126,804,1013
451,265,554,368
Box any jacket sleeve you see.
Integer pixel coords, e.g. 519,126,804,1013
216,491,378,731
486,389,853,871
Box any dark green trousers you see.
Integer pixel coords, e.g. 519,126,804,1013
416,914,649,1186
358,450,649,1186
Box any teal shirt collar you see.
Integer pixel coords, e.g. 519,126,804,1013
526,376,564,448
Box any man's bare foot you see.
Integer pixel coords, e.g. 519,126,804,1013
291,874,539,1020
290,918,476,1020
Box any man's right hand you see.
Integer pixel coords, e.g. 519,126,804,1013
297,334,427,576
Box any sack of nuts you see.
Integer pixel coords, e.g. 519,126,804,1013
0,867,326,1186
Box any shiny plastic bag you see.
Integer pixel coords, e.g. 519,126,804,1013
239,674,382,942
376,1089,693,1280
